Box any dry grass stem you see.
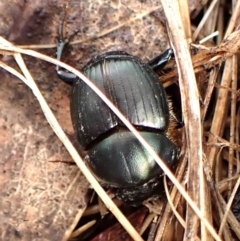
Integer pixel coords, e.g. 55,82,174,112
0,37,144,241
1,1,240,240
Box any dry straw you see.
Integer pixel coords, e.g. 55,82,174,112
1,0,240,240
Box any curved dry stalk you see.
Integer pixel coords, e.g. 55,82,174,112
0,38,144,241
0,35,222,240
1,2,240,241
154,151,188,240
161,0,207,240
163,175,186,230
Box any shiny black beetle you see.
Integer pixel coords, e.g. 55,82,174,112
56,39,179,205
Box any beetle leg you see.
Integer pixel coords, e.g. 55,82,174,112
56,19,79,85
148,48,174,72
56,40,78,85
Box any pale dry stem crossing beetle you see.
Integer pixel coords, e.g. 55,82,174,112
56,33,179,205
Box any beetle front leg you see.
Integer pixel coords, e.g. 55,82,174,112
148,48,173,72
56,21,79,85
56,39,78,85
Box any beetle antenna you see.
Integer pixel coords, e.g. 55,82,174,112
58,2,80,44
58,3,69,43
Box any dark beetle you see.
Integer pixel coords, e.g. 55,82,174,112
56,40,179,205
